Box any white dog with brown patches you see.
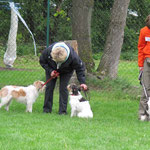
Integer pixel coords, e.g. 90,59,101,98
67,84,93,118
0,81,45,112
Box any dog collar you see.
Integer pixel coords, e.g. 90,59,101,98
71,94,79,96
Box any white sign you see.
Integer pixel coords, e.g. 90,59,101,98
145,37,150,42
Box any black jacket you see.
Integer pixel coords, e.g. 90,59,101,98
39,43,86,84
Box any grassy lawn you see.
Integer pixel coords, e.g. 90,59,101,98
0,56,147,150
0,55,139,86
118,60,139,87
0,70,45,86
0,90,149,150
94,59,139,87
0,56,45,87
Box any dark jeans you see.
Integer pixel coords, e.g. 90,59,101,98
43,71,73,113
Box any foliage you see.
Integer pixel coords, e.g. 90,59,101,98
122,26,138,54
120,51,138,61
91,0,113,53
0,0,72,46
50,6,72,42
128,0,150,30
91,0,150,56
0,0,150,61
0,44,5,57
92,52,102,60
0,3,10,43
122,0,150,55
17,43,38,56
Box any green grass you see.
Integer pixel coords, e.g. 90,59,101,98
94,59,139,87
0,56,146,150
118,60,139,86
0,91,149,150
0,56,45,87
0,55,139,87
0,70,45,86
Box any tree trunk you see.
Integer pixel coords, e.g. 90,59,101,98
72,0,95,73
97,0,130,79
64,40,78,54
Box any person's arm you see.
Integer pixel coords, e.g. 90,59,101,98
73,57,88,90
71,50,86,85
138,29,146,68
39,49,53,75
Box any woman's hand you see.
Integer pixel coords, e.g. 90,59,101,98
80,84,88,91
51,70,59,78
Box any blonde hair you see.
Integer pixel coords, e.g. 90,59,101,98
51,47,67,62
146,15,150,29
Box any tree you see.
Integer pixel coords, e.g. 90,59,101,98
72,0,95,73
97,0,130,79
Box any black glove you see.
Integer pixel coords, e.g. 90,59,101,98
138,70,143,85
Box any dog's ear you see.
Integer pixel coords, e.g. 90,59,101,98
67,85,70,90
67,85,72,93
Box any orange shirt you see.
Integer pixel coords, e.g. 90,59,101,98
138,26,150,67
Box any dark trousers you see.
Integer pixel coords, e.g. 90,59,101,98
43,71,73,113
139,58,150,119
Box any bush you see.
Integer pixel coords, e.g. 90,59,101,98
0,44,6,58
122,26,138,53
92,52,102,60
120,51,138,61
17,43,35,56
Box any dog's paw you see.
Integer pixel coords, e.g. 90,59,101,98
5,106,9,111
140,115,147,121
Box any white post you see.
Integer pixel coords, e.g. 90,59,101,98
4,2,18,68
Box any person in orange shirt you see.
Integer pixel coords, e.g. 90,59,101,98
138,15,150,121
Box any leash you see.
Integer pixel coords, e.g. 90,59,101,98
42,71,59,87
82,88,90,101
139,71,149,99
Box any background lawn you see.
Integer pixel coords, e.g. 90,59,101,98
0,90,149,150
0,56,147,150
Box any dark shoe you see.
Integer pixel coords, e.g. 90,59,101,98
43,110,51,113
59,112,67,115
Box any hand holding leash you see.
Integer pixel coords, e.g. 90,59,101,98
80,84,88,91
51,70,59,78
138,70,143,85
80,84,90,101
42,71,60,87
139,67,143,71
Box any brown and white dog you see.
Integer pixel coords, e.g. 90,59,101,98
0,81,45,112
